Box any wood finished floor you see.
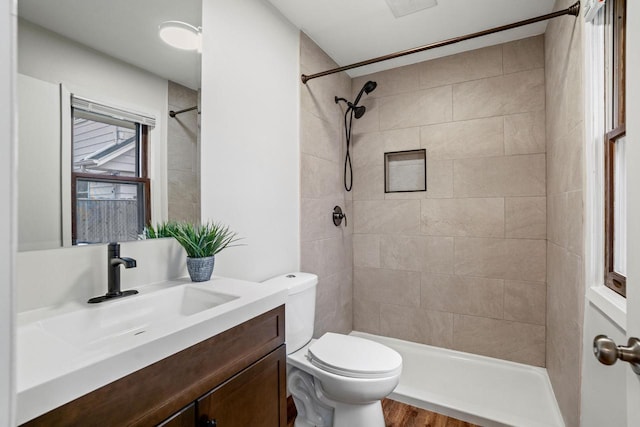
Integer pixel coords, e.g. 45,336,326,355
287,397,479,427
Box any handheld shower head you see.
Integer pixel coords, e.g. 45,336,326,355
353,80,377,106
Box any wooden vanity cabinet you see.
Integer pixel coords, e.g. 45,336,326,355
23,305,287,427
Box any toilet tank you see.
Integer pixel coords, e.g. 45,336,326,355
261,272,317,354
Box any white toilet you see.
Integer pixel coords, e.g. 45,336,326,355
262,272,402,427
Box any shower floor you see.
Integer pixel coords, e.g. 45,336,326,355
351,332,565,427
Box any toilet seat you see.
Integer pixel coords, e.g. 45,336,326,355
307,333,402,379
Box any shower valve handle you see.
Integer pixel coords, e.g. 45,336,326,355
333,206,347,227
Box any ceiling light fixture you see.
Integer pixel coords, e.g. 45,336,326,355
158,21,201,51
385,0,438,18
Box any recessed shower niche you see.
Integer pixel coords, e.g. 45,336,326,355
384,149,426,193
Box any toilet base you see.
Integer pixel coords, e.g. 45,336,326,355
331,401,384,427
288,367,386,427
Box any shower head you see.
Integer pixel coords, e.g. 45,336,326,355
353,80,377,106
353,105,366,119
334,80,377,120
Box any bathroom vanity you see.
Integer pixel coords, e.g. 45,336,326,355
17,277,289,426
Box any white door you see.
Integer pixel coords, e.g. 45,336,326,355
624,22,640,423
623,2,640,425
582,2,640,427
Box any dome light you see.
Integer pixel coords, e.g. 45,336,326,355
158,21,201,51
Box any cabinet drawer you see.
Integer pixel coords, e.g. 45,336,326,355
23,305,285,427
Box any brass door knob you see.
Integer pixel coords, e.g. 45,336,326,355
593,335,640,374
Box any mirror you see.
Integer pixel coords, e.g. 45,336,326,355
16,0,202,251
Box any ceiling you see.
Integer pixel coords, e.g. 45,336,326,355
266,0,557,77
18,0,201,90
17,0,558,86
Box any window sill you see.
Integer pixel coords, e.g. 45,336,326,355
586,284,627,331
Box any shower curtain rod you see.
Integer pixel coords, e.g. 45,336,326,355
301,1,580,84
169,105,198,118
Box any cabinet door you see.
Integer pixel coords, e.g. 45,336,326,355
197,346,286,427
158,403,196,427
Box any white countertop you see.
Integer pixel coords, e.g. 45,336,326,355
16,276,288,424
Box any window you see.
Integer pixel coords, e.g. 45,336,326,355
604,0,627,296
71,107,151,245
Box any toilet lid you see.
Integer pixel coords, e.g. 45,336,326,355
307,333,402,379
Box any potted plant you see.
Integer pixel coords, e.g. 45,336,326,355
146,221,241,282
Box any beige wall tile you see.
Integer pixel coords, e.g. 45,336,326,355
353,234,380,268
423,236,455,274
353,299,381,334
353,200,421,234
504,280,546,325
455,237,546,282
301,154,342,199
453,69,545,121
503,35,544,74
547,124,583,195
421,273,504,318
301,236,348,279
547,191,583,255
300,33,353,338
419,45,503,89
453,315,546,366
380,304,454,348
353,164,385,201
544,6,585,419
379,235,454,274
352,132,384,168
301,74,345,125
453,154,546,197
505,196,546,239
354,267,421,307
379,234,424,272
421,117,504,160
301,109,341,163
421,198,505,237
547,242,584,332
352,63,420,99
314,271,341,337
314,269,352,337
426,159,454,199
504,111,546,155
382,127,421,152
379,85,453,130
346,29,550,373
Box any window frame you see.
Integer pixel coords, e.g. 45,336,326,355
71,116,151,245
603,0,627,296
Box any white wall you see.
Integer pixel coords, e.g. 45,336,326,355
18,19,169,236
0,0,15,423
200,0,300,281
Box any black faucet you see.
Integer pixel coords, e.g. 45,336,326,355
88,242,139,303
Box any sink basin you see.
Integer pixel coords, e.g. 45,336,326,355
35,284,238,349
17,276,290,425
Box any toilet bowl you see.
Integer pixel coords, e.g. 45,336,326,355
261,273,402,427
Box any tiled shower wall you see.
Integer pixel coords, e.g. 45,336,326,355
167,81,200,223
350,36,548,366
299,33,353,336
545,0,585,425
